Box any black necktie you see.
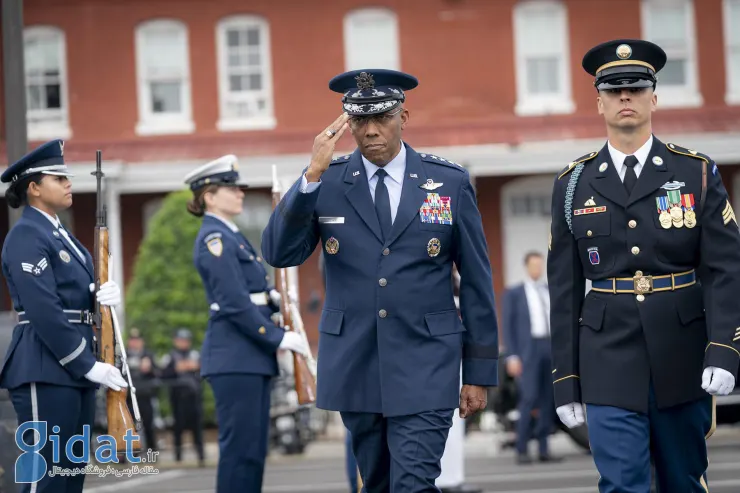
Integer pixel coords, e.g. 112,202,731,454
623,155,639,195
374,169,392,240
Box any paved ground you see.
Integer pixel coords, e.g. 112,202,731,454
80,425,740,492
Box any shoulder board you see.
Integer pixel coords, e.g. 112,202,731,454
666,143,710,164
558,151,598,180
330,154,351,165
419,153,465,172
203,232,222,243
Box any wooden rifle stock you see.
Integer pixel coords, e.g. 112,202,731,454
92,151,141,457
271,166,316,405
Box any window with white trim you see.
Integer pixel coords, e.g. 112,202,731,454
724,0,740,104
216,15,275,131
641,0,702,107
24,26,71,140
135,19,194,135
512,1,574,116
343,8,400,70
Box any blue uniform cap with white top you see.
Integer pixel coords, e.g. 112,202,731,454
328,69,419,116
1,139,72,184
183,154,248,191
582,39,667,91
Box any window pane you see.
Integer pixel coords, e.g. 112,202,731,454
44,83,61,109
526,57,560,94
248,73,262,90
150,82,181,113
227,29,240,47
658,59,686,85
246,28,260,46
229,75,244,91
143,26,186,78
729,51,740,93
345,10,399,70
729,1,740,45
518,9,563,52
247,52,261,66
25,35,61,72
648,5,686,42
27,85,43,110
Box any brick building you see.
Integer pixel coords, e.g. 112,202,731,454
1,0,740,346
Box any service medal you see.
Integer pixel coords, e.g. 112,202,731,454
659,211,672,229
656,197,672,229
684,210,697,228
682,193,697,229
669,206,683,222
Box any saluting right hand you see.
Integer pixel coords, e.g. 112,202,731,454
305,113,351,182
85,361,128,391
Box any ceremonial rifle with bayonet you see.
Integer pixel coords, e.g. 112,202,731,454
271,165,317,405
91,151,142,457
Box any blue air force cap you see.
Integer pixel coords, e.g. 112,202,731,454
328,69,419,116
1,139,73,184
582,39,667,90
183,154,248,191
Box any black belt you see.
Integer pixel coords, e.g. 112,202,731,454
18,309,93,325
591,270,696,295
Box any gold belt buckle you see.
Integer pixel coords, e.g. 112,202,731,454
633,270,653,295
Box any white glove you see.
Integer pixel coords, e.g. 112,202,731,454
270,289,282,306
279,330,309,357
556,402,585,429
89,281,121,307
84,361,128,391
702,366,736,396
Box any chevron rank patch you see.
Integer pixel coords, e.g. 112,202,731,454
722,199,737,226
22,258,48,276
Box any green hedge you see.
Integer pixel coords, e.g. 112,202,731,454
124,190,216,425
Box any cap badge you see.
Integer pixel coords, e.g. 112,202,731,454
355,72,375,90
616,44,632,60
59,141,64,156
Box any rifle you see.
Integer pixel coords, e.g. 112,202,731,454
91,151,142,457
271,165,317,405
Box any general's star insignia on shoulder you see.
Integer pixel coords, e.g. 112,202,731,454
666,143,711,164
559,152,598,179
331,155,351,165
21,258,48,276
419,153,465,171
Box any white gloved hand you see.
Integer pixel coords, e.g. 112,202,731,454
702,366,736,396
270,289,282,306
556,402,586,429
84,361,128,391
93,281,121,306
279,330,309,357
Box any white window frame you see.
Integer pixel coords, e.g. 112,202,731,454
134,19,194,136
512,0,575,116
640,0,703,108
215,15,276,131
24,26,72,140
343,7,400,71
724,0,740,105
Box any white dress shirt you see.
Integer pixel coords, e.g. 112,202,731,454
299,144,407,224
607,134,653,182
32,206,85,262
205,212,239,233
523,278,550,339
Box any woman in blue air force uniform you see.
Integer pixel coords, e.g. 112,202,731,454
184,155,308,493
0,139,127,493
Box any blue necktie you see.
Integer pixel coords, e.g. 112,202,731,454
374,169,392,240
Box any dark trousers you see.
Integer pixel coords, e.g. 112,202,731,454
346,429,359,493
587,384,713,493
171,388,204,462
515,337,554,457
10,383,96,493
128,393,157,452
341,409,454,493
208,374,271,493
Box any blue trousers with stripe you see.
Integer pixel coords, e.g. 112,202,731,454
586,384,713,493
10,383,96,493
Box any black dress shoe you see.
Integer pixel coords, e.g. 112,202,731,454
538,454,564,463
516,454,533,465
440,485,483,493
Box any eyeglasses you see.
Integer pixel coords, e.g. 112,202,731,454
348,108,403,129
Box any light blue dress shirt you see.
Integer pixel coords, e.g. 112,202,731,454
299,143,407,224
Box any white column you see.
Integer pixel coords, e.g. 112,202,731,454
104,180,125,329
438,364,465,488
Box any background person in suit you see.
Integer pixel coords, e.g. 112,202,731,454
503,252,561,464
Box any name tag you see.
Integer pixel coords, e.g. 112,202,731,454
319,217,345,224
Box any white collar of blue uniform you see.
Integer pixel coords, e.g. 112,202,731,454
361,141,406,185
607,134,653,168
31,206,62,229
205,212,240,233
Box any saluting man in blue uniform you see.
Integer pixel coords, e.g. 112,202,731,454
262,69,500,492
549,40,740,492
0,139,127,493
184,155,309,493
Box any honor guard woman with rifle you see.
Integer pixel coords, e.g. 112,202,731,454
0,139,127,493
184,155,309,493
